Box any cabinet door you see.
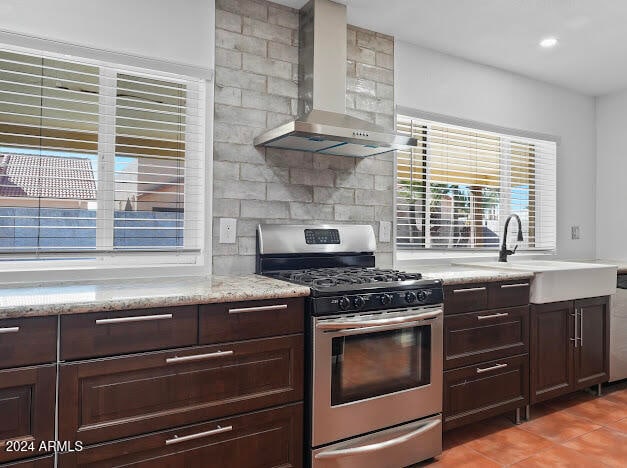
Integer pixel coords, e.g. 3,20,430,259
0,366,56,463
444,305,529,370
574,296,610,389
443,354,528,431
59,334,303,446
58,403,302,468
530,301,575,404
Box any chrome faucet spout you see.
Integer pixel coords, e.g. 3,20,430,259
499,214,523,262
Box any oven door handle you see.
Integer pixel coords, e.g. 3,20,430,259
316,308,442,331
314,419,441,460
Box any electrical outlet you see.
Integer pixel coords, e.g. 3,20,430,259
571,225,580,240
379,221,392,243
219,218,236,244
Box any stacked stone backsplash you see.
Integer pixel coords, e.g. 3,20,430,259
213,0,395,274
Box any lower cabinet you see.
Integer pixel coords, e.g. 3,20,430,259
0,366,56,464
530,296,609,404
58,403,303,468
443,354,529,430
59,334,303,445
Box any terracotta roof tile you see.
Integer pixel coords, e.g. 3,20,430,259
0,153,96,199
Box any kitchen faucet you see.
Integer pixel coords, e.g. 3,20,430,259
499,214,524,262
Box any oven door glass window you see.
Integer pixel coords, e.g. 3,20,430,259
330,325,431,406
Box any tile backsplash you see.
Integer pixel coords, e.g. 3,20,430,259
213,0,396,274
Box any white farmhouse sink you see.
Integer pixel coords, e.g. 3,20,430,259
454,260,617,303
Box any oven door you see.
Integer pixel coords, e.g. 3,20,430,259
312,305,443,447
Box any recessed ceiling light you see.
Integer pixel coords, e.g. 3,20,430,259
540,37,558,48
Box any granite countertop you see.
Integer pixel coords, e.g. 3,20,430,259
0,275,310,319
417,266,534,286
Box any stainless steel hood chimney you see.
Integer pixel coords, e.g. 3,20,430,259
253,0,416,157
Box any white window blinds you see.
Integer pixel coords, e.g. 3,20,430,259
396,115,556,251
0,47,204,253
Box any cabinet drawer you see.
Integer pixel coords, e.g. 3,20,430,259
60,306,197,360
0,366,56,463
59,334,303,445
0,316,56,370
443,354,528,431
58,403,302,468
444,306,529,370
488,281,530,309
444,284,488,315
199,297,304,344
2,455,54,467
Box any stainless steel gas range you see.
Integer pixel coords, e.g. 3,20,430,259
257,224,444,468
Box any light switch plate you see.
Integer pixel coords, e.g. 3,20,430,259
219,218,237,244
379,221,392,243
571,225,580,240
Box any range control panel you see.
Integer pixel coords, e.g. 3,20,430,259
311,287,444,316
304,228,340,245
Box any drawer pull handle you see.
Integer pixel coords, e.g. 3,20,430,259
453,287,486,294
165,425,233,445
95,314,173,325
500,283,529,289
166,350,234,364
0,326,19,334
477,312,509,320
228,304,288,314
476,363,508,374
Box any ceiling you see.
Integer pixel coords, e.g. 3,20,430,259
272,0,627,96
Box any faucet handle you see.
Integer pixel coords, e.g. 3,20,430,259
512,244,518,254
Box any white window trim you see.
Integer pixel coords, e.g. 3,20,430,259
393,106,559,267
0,38,214,283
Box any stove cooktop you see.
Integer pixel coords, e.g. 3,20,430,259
270,267,437,297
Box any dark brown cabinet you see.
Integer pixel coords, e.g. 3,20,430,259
531,297,609,403
0,316,57,370
60,305,198,361
530,296,609,404
2,296,306,465
530,301,575,403
59,334,303,445
199,297,304,344
0,366,56,463
444,305,529,370
444,354,529,431
574,297,610,388
58,403,303,468
443,281,530,430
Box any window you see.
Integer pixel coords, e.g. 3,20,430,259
396,115,556,251
0,46,204,259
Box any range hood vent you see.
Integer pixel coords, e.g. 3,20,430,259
253,0,416,157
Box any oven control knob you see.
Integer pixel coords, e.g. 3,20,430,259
353,296,366,309
338,296,351,311
379,293,392,305
405,291,417,303
417,290,429,302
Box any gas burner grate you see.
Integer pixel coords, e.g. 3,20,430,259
274,267,423,289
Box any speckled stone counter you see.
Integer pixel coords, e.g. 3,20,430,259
0,275,310,319
412,266,534,286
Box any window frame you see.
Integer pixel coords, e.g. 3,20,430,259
394,107,558,260
0,40,212,282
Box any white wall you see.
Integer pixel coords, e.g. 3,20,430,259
596,90,627,260
0,0,213,68
396,42,597,260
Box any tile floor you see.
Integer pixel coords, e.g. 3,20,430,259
419,381,627,467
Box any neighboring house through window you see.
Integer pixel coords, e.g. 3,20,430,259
0,46,205,263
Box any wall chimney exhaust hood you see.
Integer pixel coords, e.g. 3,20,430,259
253,0,416,157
